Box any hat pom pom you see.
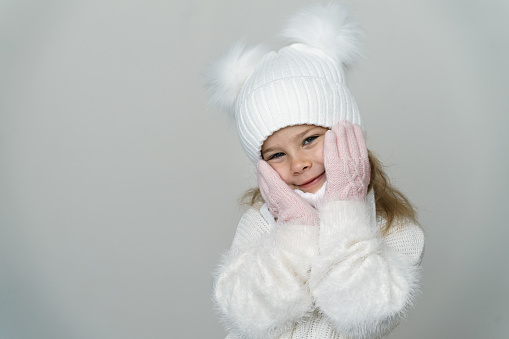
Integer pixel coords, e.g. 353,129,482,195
206,42,268,116
281,2,361,66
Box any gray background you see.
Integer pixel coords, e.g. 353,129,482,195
1,0,508,338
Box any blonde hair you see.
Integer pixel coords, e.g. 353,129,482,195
240,150,418,235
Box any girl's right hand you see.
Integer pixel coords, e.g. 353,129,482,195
256,160,319,226
323,121,371,203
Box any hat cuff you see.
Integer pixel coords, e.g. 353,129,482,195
236,77,362,163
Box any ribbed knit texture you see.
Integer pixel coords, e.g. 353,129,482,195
235,44,363,163
226,311,346,339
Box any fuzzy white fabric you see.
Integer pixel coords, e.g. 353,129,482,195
206,2,364,163
310,199,421,338
214,217,319,338
206,42,269,115
213,190,424,339
280,2,361,66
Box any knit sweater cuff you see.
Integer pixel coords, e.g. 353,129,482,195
318,198,376,253
266,222,319,280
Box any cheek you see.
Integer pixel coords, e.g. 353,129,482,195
269,163,292,185
316,142,326,166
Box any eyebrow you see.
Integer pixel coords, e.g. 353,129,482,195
294,126,317,140
261,126,318,158
261,146,276,159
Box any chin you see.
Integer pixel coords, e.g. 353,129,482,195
307,185,323,194
297,173,326,194
300,181,325,194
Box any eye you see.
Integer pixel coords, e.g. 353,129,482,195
303,135,319,145
268,152,285,160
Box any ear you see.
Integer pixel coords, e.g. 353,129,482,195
280,2,362,67
205,42,268,116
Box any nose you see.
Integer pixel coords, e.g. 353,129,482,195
291,155,312,175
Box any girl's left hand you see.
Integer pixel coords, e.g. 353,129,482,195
257,160,319,226
323,121,370,202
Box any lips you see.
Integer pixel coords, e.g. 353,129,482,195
298,171,325,189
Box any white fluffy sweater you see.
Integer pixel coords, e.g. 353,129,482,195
213,190,424,339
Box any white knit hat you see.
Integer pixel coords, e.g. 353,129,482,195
207,2,363,163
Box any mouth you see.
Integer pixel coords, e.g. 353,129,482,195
297,172,325,190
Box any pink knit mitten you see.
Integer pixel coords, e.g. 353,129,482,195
257,160,319,226
323,121,370,202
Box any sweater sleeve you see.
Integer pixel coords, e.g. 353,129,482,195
213,206,319,339
309,191,424,338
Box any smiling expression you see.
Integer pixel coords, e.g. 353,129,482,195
261,124,328,193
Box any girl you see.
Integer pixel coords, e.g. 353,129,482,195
207,3,424,338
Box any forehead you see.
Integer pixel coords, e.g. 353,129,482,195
262,124,328,148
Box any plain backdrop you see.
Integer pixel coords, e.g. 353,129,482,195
1,0,508,338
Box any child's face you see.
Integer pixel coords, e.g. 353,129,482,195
261,124,328,193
